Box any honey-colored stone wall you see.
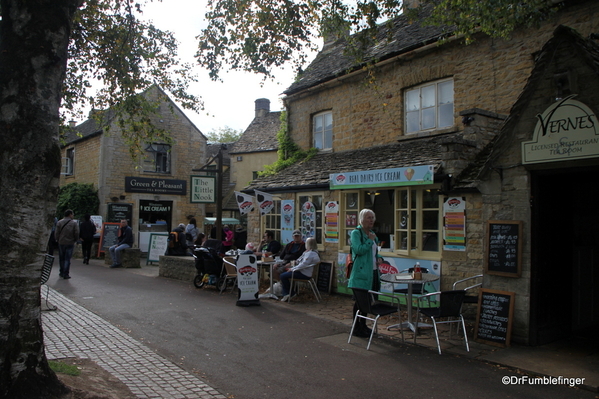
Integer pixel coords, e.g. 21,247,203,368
60,86,208,244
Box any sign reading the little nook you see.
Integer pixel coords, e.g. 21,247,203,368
190,176,216,203
522,95,599,164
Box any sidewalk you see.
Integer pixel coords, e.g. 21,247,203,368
42,262,598,396
42,289,226,399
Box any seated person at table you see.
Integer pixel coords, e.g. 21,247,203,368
279,237,319,302
254,230,281,259
273,230,305,280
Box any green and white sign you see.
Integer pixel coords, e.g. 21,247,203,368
190,176,216,203
330,165,434,190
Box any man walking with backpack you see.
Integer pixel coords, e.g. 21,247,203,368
167,223,188,256
109,219,134,268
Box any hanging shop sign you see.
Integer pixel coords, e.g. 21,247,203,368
125,176,186,195
329,165,434,190
190,176,216,203
522,95,599,164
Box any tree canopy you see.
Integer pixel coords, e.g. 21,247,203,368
205,126,244,143
196,0,559,80
61,0,201,156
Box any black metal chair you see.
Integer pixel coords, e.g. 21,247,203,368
452,274,483,305
40,254,57,311
348,288,404,350
413,290,469,355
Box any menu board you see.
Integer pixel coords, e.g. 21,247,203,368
316,262,333,294
147,233,169,264
97,222,120,256
475,289,515,347
485,220,522,277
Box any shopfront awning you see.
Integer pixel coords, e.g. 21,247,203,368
203,217,240,225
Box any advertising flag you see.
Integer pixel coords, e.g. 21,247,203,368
254,190,275,215
234,191,255,215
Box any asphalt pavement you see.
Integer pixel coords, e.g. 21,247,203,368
42,257,598,398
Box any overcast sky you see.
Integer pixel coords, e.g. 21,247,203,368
141,0,319,135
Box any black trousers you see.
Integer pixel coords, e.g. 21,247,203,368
352,269,381,317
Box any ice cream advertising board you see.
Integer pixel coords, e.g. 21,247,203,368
329,165,434,189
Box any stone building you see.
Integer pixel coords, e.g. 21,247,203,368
60,85,207,252
245,0,599,345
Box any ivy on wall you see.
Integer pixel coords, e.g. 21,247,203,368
260,111,317,177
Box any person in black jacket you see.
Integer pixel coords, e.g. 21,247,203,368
109,219,134,268
79,214,97,264
167,223,189,256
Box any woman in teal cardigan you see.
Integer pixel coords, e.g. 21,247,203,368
348,208,380,337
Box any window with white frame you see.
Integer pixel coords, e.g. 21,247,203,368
298,193,324,245
313,111,333,150
405,79,454,133
143,143,171,173
263,200,282,242
340,186,442,257
61,148,74,175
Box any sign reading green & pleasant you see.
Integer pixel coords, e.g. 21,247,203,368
125,176,186,195
329,165,434,190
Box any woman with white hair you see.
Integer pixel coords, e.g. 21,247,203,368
278,237,320,302
348,209,381,337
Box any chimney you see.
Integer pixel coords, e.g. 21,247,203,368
255,98,270,118
68,120,77,128
403,0,421,11
321,18,350,50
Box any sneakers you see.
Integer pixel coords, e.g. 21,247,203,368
280,293,298,302
63,275,71,279
110,263,122,268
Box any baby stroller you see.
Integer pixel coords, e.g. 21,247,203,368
193,246,225,289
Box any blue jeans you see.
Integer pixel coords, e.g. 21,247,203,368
109,243,130,265
58,244,75,276
280,270,310,296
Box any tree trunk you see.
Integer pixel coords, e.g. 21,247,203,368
0,1,82,397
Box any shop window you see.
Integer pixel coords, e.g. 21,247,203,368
143,143,171,173
396,187,442,255
61,148,74,176
298,194,324,245
341,191,360,247
313,111,333,150
262,199,282,242
405,79,454,133
340,187,442,257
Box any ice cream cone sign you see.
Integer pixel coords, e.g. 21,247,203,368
404,168,415,181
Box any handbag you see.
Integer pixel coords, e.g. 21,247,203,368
345,248,353,279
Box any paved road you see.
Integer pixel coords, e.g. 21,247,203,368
47,260,594,399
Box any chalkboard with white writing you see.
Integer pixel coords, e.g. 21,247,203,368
97,222,120,257
316,262,333,294
475,289,515,347
485,220,522,277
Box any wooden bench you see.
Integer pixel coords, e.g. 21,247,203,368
159,255,196,282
